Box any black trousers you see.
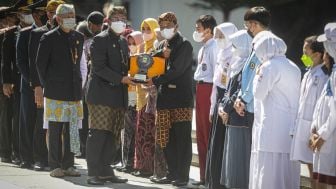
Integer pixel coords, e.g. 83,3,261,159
79,99,88,157
48,121,74,170
0,88,20,159
86,129,118,177
33,108,48,165
19,90,36,163
164,121,192,182
205,87,226,189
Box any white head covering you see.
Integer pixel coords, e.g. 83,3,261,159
214,23,238,68
56,4,75,15
317,23,336,60
228,30,252,77
253,31,287,63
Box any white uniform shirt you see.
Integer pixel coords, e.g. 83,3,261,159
290,64,328,163
194,38,217,83
252,33,301,153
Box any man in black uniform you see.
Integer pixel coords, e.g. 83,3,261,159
28,0,64,171
146,12,194,187
35,3,84,178
1,1,29,165
0,6,14,163
16,0,48,169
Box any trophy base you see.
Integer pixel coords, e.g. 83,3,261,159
132,74,147,84
131,79,148,84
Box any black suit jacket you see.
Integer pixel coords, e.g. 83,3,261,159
29,24,50,88
1,26,20,86
16,25,34,94
152,32,194,109
35,27,84,101
86,29,129,108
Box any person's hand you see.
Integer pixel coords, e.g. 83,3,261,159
121,76,136,85
218,106,228,125
234,99,245,116
144,78,154,87
162,42,171,59
34,86,43,108
314,137,325,151
2,84,13,98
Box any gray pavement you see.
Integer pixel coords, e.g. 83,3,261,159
0,158,202,189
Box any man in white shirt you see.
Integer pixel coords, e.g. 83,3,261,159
192,14,217,186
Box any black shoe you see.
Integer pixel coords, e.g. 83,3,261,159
150,176,172,184
19,162,32,169
102,176,128,183
33,162,45,171
191,180,205,186
172,180,188,187
87,177,104,185
12,157,21,165
1,157,11,163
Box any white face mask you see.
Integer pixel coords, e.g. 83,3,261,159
129,45,137,54
193,31,204,43
161,28,175,40
62,18,76,30
216,38,228,49
21,14,34,25
142,32,154,42
110,21,126,34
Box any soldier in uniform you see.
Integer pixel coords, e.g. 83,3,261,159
28,0,64,171
35,4,83,178
146,12,194,187
16,0,48,169
0,6,14,163
1,0,30,165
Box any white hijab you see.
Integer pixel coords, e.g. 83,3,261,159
214,23,238,69
228,30,252,77
253,31,287,63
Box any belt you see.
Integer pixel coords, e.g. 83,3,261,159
196,80,213,85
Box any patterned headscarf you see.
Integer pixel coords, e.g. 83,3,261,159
158,12,177,25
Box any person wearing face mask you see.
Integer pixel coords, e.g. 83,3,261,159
27,0,64,172
85,5,133,185
127,31,143,55
15,0,48,170
233,6,270,120
114,30,142,174
35,3,84,178
0,6,20,164
250,32,301,189
218,30,253,189
309,22,336,189
290,35,328,189
74,11,104,160
192,14,217,186
145,12,193,187
1,0,31,166
204,22,237,189
132,17,159,177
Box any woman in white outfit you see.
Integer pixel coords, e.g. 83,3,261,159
290,35,329,188
249,31,301,189
310,22,336,189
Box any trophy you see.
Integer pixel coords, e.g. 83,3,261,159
129,54,165,83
